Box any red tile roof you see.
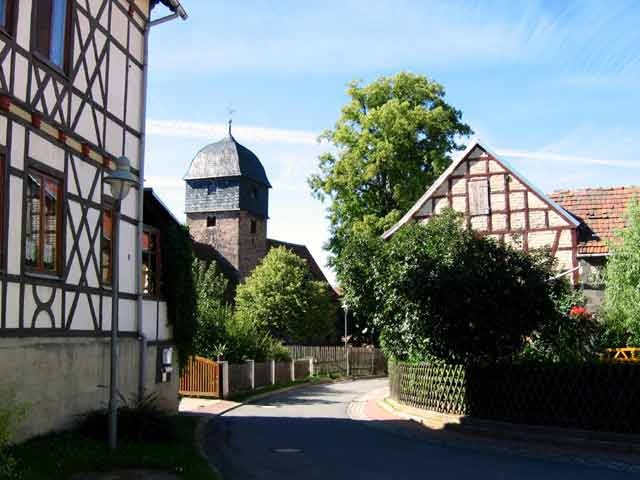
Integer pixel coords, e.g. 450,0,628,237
549,186,640,256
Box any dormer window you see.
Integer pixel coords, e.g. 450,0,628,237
207,215,216,228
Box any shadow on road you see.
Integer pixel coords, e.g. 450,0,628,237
202,414,638,480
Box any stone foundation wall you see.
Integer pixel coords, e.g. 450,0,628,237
0,336,179,443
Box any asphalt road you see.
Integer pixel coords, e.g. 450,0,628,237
202,378,638,480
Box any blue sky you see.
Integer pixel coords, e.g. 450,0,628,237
144,0,640,284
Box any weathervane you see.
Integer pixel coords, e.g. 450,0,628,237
226,105,236,135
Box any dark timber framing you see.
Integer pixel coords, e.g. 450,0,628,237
0,0,149,337
387,142,580,284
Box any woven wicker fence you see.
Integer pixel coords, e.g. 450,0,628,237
390,361,640,433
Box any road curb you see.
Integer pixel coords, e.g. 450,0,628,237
381,397,640,455
374,397,640,472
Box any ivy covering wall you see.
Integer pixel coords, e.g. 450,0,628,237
164,224,197,367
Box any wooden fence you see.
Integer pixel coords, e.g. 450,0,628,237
229,362,253,393
601,347,640,363
254,361,271,387
179,356,220,398
287,345,387,376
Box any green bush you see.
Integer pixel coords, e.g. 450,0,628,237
602,198,640,345
519,280,605,363
79,392,175,443
192,259,233,360
165,224,197,366
372,209,561,365
192,259,291,363
0,388,27,479
235,247,336,344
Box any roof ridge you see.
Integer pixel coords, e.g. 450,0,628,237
549,185,640,195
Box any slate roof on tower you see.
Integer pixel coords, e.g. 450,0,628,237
184,129,272,187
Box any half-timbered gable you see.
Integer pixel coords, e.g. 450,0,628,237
384,140,580,279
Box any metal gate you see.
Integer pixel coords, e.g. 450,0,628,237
179,356,220,397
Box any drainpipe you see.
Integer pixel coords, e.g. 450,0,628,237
136,3,188,401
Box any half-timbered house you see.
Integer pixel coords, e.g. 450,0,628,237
0,0,186,441
383,140,581,282
550,186,640,307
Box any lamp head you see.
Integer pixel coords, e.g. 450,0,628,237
104,156,137,201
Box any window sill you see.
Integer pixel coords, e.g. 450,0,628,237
143,294,166,302
25,271,62,282
0,27,14,41
32,51,70,81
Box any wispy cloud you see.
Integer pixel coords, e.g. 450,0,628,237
495,148,639,169
147,120,319,146
148,1,640,82
148,119,638,170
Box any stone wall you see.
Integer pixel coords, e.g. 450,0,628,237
0,336,179,443
187,211,241,271
238,211,267,280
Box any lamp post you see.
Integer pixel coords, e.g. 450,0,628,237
342,302,349,376
103,156,137,450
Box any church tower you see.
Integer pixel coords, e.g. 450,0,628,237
184,123,271,280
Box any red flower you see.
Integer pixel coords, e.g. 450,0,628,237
569,306,588,318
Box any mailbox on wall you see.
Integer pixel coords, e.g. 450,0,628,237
156,346,174,383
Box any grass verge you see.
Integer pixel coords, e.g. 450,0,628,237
7,415,217,480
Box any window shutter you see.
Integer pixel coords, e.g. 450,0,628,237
469,178,490,215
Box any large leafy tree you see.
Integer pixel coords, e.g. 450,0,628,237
235,247,336,344
309,72,472,258
309,73,471,340
603,199,640,345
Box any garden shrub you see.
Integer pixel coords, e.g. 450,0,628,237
192,259,292,363
0,388,27,479
80,392,175,443
372,209,561,365
235,247,336,344
519,279,605,363
602,198,640,346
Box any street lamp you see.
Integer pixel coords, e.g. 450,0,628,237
342,302,349,376
103,156,137,450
